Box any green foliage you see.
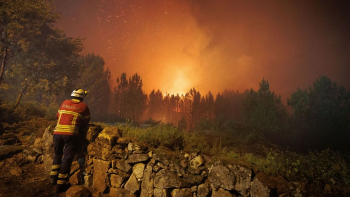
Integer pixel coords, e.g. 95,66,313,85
242,78,288,142
75,54,112,121
288,75,350,152
177,116,187,131
114,73,147,122
242,149,350,190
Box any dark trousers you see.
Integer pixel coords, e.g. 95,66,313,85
51,134,78,185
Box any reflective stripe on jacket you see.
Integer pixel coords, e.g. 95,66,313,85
54,99,90,135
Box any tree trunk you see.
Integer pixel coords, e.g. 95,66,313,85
0,46,7,85
11,83,30,113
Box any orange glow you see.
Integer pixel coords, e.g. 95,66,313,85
55,0,350,100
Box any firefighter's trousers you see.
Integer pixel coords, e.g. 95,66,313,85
50,134,78,185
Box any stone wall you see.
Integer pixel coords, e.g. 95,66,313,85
43,126,304,197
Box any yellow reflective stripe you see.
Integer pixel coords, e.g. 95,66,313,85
57,112,62,124
58,174,69,179
72,99,81,103
50,171,58,175
72,115,77,125
57,180,67,184
59,110,83,118
51,165,61,169
56,125,78,129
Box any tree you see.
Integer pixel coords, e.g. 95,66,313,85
288,75,350,152
115,73,128,118
243,78,287,141
74,54,111,121
0,0,60,85
1,0,83,112
148,89,163,120
124,73,147,122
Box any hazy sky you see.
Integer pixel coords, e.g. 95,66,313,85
54,0,350,101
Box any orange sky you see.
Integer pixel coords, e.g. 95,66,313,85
54,0,350,101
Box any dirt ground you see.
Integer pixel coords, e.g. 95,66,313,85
0,160,60,197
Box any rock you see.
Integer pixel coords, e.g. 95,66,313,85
65,185,92,197
197,180,211,197
0,161,4,168
124,174,140,194
33,137,43,148
154,188,169,197
0,133,21,145
250,172,276,197
110,170,129,188
117,137,132,144
228,164,252,196
42,125,55,171
153,162,165,172
0,145,24,161
190,186,197,193
95,127,121,150
189,155,204,169
128,143,141,152
171,188,192,197
86,143,98,156
140,164,154,197
85,125,103,142
133,163,145,180
126,154,149,164
208,165,236,190
154,169,188,189
10,166,23,176
180,160,188,168
92,159,110,192
84,175,93,187
69,170,79,185
21,148,40,163
116,159,132,173
110,188,137,197
85,165,93,175
212,188,232,197
183,174,204,186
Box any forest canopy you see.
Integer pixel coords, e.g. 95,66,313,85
0,0,349,155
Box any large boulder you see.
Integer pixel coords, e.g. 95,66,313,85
170,188,192,197
154,169,189,189
228,164,252,196
109,169,129,188
42,125,55,171
208,165,236,191
65,185,92,197
189,155,204,169
197,180,211,197
110,188,137,197
250,172,277,197
85,125,103,142
212,188,232,197
95,127,121,150
116,159,132,173
140,164,154,197
126,154,149,164
154,188,169,197
92,159,110,193
133,163,145,180
124,174,140,194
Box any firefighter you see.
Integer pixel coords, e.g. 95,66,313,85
50,88,90,193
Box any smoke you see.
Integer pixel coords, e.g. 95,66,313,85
55,0,350,100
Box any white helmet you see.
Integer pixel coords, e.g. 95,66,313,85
71,88,88,99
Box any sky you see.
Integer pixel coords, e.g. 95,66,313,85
54,0,350,101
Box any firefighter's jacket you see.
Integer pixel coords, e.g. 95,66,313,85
53,99,90,136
